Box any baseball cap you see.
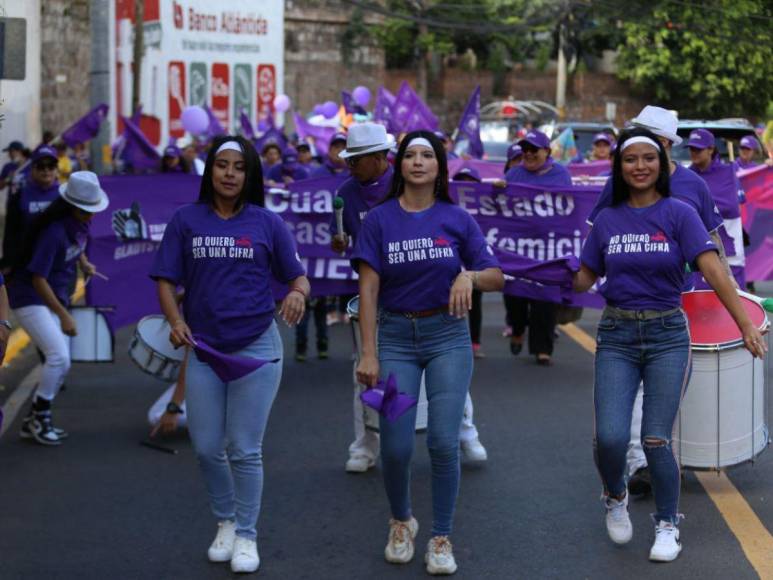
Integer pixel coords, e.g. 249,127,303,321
593,133,614,145
739,135,760,150
518,130,551,150
506,143,523,161
2,140,24,153
452,167,481,182
31,145,58,164
687,129,715,150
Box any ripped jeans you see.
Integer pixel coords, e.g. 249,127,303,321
593,311,691,524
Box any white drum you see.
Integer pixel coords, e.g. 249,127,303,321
347,296,429,432
129,316,185,382
69,306,114,362
673,290,770,469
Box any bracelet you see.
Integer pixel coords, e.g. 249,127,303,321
171,319,185,327
464,271,479,289
289,287,308,299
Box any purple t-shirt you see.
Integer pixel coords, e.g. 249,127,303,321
587,164,723,233
690,159,742,219
330,165,394,243
352,198,500,312
19,181,60,227
8,217,87,309
150,203,306,352
504,159,573,187
733,159,760,172
311,161,350,179
1,161,18,181
266,163,310,183
581,197,717,311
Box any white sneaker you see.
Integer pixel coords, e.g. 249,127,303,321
231,536,260,573
384,517,419,564
461,438,488,462
207,520,236,562
649,521,682,562
604,492,633,545
425,536,458,575
345,455,375,473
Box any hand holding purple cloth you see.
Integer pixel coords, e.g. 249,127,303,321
360,373,417,422
495,250,580,288
193,337,279,382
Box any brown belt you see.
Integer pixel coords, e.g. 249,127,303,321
392,307,447,319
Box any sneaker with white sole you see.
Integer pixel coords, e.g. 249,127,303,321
384,517,419,564
649,521,681,562
20,415,68,441
425,536,457,575
27,412,63,446
461,438,488,462
207,520,236,562
345,455,375,473
604,492,633,544
230,536,260,573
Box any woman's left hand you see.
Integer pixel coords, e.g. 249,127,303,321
742,323,768,359
280,290,306,326
449,273,474,318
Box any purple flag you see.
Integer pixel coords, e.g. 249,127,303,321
360,373,417,422
341,91,366,116
294,113,335,157
61,104,109,147
254,114,288,152
239,109,256,140
374,87,396,132
193,337,279,382
119,116,161,171
392,81,439,133
496,250,579,288
454,86,483,159
203,105,226,138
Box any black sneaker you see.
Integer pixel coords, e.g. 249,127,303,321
317,338,329,360
628,467,652,496
28,412,62,446
295,343,307,362
20,414,69,440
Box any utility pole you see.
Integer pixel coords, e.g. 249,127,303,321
555,16,567,121
131,0,144,115
412,0,430,100
90,0,111,174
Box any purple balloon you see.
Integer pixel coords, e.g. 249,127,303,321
321,101,339,119
312,103,324,116
181,106,209,135
352,86,371,107
274,94,291,113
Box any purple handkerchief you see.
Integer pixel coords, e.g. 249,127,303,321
360,373,417,422
193,337,279,382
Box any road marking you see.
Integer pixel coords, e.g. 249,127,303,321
561,319,773,579
0,365,40,438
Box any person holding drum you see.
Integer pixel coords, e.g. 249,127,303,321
573,127,767,563
353,131,504,575
9,171,108,446
151,135,308,574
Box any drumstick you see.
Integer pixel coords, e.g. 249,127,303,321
91,271,109,281
140,439,179,455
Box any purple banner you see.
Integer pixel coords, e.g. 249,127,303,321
740,165,773,281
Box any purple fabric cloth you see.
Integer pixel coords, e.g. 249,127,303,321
193,337,279,382
373,87,397,132
61,104,109,148
293,113,335,157
360,373,417,422
341,91,367,116
119,116,162,171
454,86,483,159
690,158,743,219
203,105,226,138
150,202,305,353
351,198,500,312
582,197,717,310
505,159,572,187
267,163,310,183
495,250,579,288
255,115,289,154
391,81,439,133
329,165,393,242
239,110,256,140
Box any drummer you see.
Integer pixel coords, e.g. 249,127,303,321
573,127,766,563
9,171,108,446
353,130,504,575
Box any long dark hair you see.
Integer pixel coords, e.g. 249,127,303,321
385,130,453,203
15,197,74,272
198,135,264,207
611,127,671,206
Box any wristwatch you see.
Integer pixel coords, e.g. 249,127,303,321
0,320,12,331
166,401,184,415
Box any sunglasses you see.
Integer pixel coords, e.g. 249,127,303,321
34,161,57,171
521,144,540,154
345,154,370,168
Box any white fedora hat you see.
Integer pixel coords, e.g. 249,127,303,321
59,171,109,213
630,105,682,146
338,123,396,159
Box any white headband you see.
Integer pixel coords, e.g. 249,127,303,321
215,140,244,156
406,137,433,150
620,136,661,153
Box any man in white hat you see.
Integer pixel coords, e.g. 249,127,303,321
333,124,489,473
586,105,736,496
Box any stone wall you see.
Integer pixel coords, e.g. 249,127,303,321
40,0,91,136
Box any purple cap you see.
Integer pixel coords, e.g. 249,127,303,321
163,145,181,158
507,143,523,161
433,130,449,140
518,130,551,150
593,133,614,145
330,132,348,145
452,167,481,182
739,135,760,150
31,145,57,164
296,142,311,152
282,147,299,164
687,129,715,149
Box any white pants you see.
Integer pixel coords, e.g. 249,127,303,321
14,305,71,402
147,384,188,428
626,384,647,476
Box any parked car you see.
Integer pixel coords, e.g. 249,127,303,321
671,119,764,166
453,138,511,162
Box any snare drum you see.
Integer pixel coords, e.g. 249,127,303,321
347,296,429,432
129,316,185,382
69,306,114,362
674,290,770,469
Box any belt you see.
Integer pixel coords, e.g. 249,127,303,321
602,306,681,321
391,307,447,319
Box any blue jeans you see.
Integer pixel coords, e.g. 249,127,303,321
377,310,473,537
594,311,691,524
185,321,283,540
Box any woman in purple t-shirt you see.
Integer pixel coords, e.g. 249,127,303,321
573,128,766,563
151,136,309,574
352,131,504,575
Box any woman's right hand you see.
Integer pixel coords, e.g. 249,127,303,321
60,312,77,336
169,319,196,348
356,354,380,388
742,322,768,359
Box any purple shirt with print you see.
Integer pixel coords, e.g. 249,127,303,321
581,197,717,311
19,181,60,227
330,164,394,243
352,198,500,312
504,159,573,187
690,159,742,220
150,203,306,353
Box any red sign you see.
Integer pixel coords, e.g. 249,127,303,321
256,64,276,122
168,61,186,138
212,63,230,130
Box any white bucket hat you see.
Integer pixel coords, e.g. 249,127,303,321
338,123,396,159
630,105,682,146
59,171,109,213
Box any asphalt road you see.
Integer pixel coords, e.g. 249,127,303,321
1,292,772,580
